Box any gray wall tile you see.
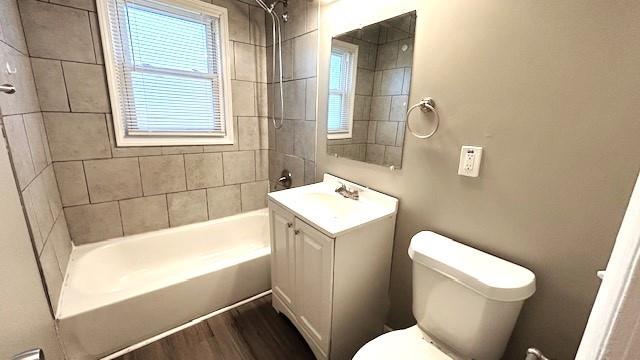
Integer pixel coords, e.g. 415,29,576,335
375,42,398,70
65,201,123,244
28,175,54,252
212,0,250,43
85,157,142,202
306,0,318,32
62,62,110,113
167,190,208,227
304,159,316,185
375,121,398,146
380,68,404,95
293,120,315,161
207,185,241,219
21,183,44,248
31,58,70,112
282,79,305,119
185,152,223,190
54,161,89,206
4,115,35,189
48,213,72,275
235,42,264,82
232,80,256,116
39,239,62,312
44,112,111,161
249,5,266,46
365,143,385,165
161,146,203,155
390,95,408,122
89,12,104,65
50,0,96,11
0,43,40,115
0,0,28,53
139,155,186,195
119,195,169,235
369,96,391,121
223,151,256,184
255,149,268,180
42,166,62,220
239,116,260,150
240,180,268,211
23,112,49,174
294,31,317,79
284,0,306,40
305,77,317,121
19,0,95,63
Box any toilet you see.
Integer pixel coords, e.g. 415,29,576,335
354,231,536,360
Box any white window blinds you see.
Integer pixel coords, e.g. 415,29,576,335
98,0,234,146
327,39,358,140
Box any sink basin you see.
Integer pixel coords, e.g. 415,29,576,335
300,192,361,218
268,174,398,237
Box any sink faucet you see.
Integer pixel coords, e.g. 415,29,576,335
335,183,359,200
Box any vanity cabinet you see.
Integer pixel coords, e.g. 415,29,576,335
267,175,398,360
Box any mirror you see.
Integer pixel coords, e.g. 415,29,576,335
325,11,416,169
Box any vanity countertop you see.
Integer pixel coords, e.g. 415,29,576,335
267,174,398,238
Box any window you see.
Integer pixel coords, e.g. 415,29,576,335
327,39,358,140
97,0,233,146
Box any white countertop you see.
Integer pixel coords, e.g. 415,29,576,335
268,174,398,237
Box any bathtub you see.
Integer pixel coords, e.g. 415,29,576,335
56,208,271,360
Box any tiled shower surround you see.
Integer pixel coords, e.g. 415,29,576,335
16,0,319,245
267,0,319,189
0,0,72,312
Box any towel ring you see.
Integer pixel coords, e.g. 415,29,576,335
406,97,440,139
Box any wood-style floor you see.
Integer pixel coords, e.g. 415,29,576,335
115,294,316,360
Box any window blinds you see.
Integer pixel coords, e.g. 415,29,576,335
105,0,226,137
327,42,357,138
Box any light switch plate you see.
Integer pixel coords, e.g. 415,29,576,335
458,146,483,177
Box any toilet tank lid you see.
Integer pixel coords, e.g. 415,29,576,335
409,231,536,302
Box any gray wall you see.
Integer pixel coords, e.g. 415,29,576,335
317,0,640,358
19,0,271,244
267,0,318,189
1,0,72,314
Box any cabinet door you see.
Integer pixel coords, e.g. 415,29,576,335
295,218,334,353
269,202,296,310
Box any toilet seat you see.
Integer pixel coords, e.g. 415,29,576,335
353,326,457,360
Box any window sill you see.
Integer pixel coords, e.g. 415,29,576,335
115,135,235,147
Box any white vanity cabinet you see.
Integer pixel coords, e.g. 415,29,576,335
268,174,398,360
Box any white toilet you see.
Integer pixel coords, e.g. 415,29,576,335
354,231,536,360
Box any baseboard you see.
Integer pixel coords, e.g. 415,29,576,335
100,290,273,360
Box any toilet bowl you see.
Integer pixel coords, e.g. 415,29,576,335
354,231,536,360
354,325,460,360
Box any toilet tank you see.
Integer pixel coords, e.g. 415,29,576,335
408,232,536,360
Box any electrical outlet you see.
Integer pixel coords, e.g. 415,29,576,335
458,146,483,177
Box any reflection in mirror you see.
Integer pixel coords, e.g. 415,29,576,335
326,11,416,169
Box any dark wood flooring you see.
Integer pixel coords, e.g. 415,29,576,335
116,294,316,360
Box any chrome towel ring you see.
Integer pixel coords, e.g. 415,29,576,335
406,97,440,139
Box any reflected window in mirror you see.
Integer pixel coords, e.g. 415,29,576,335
325,11,416,169
328,40,359,140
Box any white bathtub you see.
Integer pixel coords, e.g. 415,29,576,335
56,208,271,359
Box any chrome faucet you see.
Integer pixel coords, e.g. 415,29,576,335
335,183,359,200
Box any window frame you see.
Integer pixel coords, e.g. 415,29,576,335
96,0,235,147
327,39,358,140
